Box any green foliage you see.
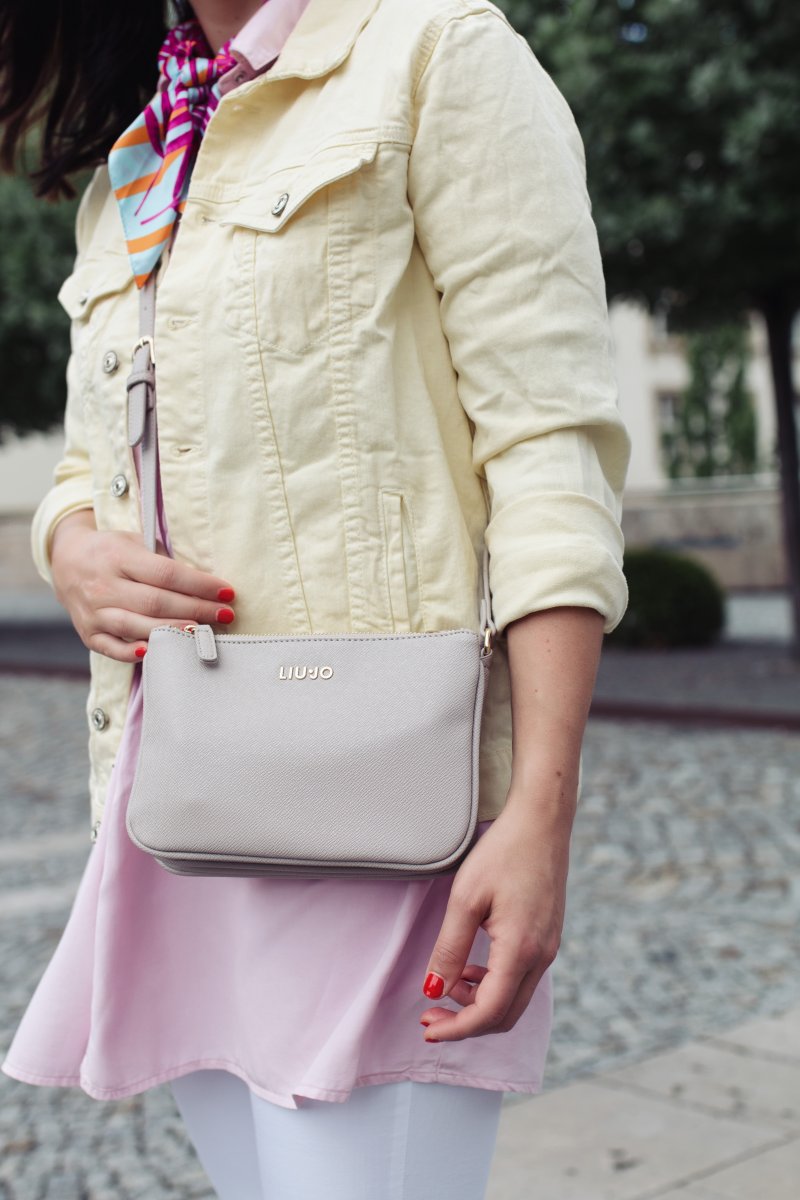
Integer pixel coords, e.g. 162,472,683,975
609,546,726,647
500,0,800,325
661,321,759,478
0,171,85,443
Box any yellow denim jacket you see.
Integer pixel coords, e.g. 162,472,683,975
31,0,631,841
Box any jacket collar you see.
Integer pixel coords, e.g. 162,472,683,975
249,0,382,83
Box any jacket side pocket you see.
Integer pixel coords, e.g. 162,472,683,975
380,489,424,633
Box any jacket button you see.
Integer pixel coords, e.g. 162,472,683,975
110,473,129,498
79,289,90,306
102,350,119,374
90,707,109,731
90,820,101,844
271,192,289,216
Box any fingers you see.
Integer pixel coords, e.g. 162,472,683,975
50,525,238,663
496,968,541,1030
421,936,545,1042
122,538,235,604
83,600,227,663
85,631,151,664
421,889,484,1008
422,967,541,1041
88,607,204,645
109,578,235,628
440,964,487,1008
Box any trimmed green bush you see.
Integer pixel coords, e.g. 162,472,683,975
609,547,725,648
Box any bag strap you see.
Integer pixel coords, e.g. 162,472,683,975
125,265,497,645
126,270,158,554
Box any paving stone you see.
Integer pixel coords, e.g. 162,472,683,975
651,1136,800,1199
601,1041,800,1130
650,1188,742,1199
486,1079,782,1200
708,1009,800,1064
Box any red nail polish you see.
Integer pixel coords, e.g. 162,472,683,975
216,606,235,624
217,587,235,602
423,972,444,999
134,646,147,658
425,1037,441,1043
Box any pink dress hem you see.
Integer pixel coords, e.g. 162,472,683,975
2,1059,544,1110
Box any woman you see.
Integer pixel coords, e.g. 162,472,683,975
0,0,630,1196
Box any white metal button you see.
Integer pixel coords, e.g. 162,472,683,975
90,707,109,731
110,473,129,498
90,820,101,844
79,290,90,305
271,192,289,216
102,350,119,374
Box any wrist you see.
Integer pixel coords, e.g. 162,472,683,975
502,766,579,832
50,509,96,588
51,508,95,556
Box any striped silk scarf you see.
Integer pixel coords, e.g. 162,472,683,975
107,17,243,287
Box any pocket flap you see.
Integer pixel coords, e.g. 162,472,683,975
220,140,380,234
58,254,135,320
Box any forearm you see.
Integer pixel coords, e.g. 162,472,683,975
502,605,605,828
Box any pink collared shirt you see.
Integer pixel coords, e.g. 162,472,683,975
218,0,312,94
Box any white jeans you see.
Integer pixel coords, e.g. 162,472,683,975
169,1069,504,1200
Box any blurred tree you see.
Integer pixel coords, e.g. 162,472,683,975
501,0,800,650
0,167,83,443
662,322,758,479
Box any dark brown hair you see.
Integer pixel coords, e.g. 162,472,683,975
0,1,195,200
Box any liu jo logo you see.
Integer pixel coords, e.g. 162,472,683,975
278,665,334,680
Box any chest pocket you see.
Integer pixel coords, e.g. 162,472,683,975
58,254,136,323
57,255,138,468
57,252,138,387
219,139,380,357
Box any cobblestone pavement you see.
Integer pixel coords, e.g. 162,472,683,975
1,676,799,1198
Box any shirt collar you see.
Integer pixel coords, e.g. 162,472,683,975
218,0,312,96
220,0,382,92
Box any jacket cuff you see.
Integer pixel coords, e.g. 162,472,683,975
485,491,628,637
30,481,94,588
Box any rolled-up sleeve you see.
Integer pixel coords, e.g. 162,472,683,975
407,6,631,636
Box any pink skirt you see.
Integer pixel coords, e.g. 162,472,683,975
2,445,554,1109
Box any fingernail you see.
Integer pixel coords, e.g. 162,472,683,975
423,972,444,999
135,646,147,658
425,1036,441,1043
217,587,235,602
216,607,235,624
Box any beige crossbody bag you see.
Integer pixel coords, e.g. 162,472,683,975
124,263,497,879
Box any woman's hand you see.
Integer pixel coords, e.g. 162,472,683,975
419,603,604,1042
419,791,573,1041
49,509,237,663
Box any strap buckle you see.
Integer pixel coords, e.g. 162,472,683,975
131,335,155,366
